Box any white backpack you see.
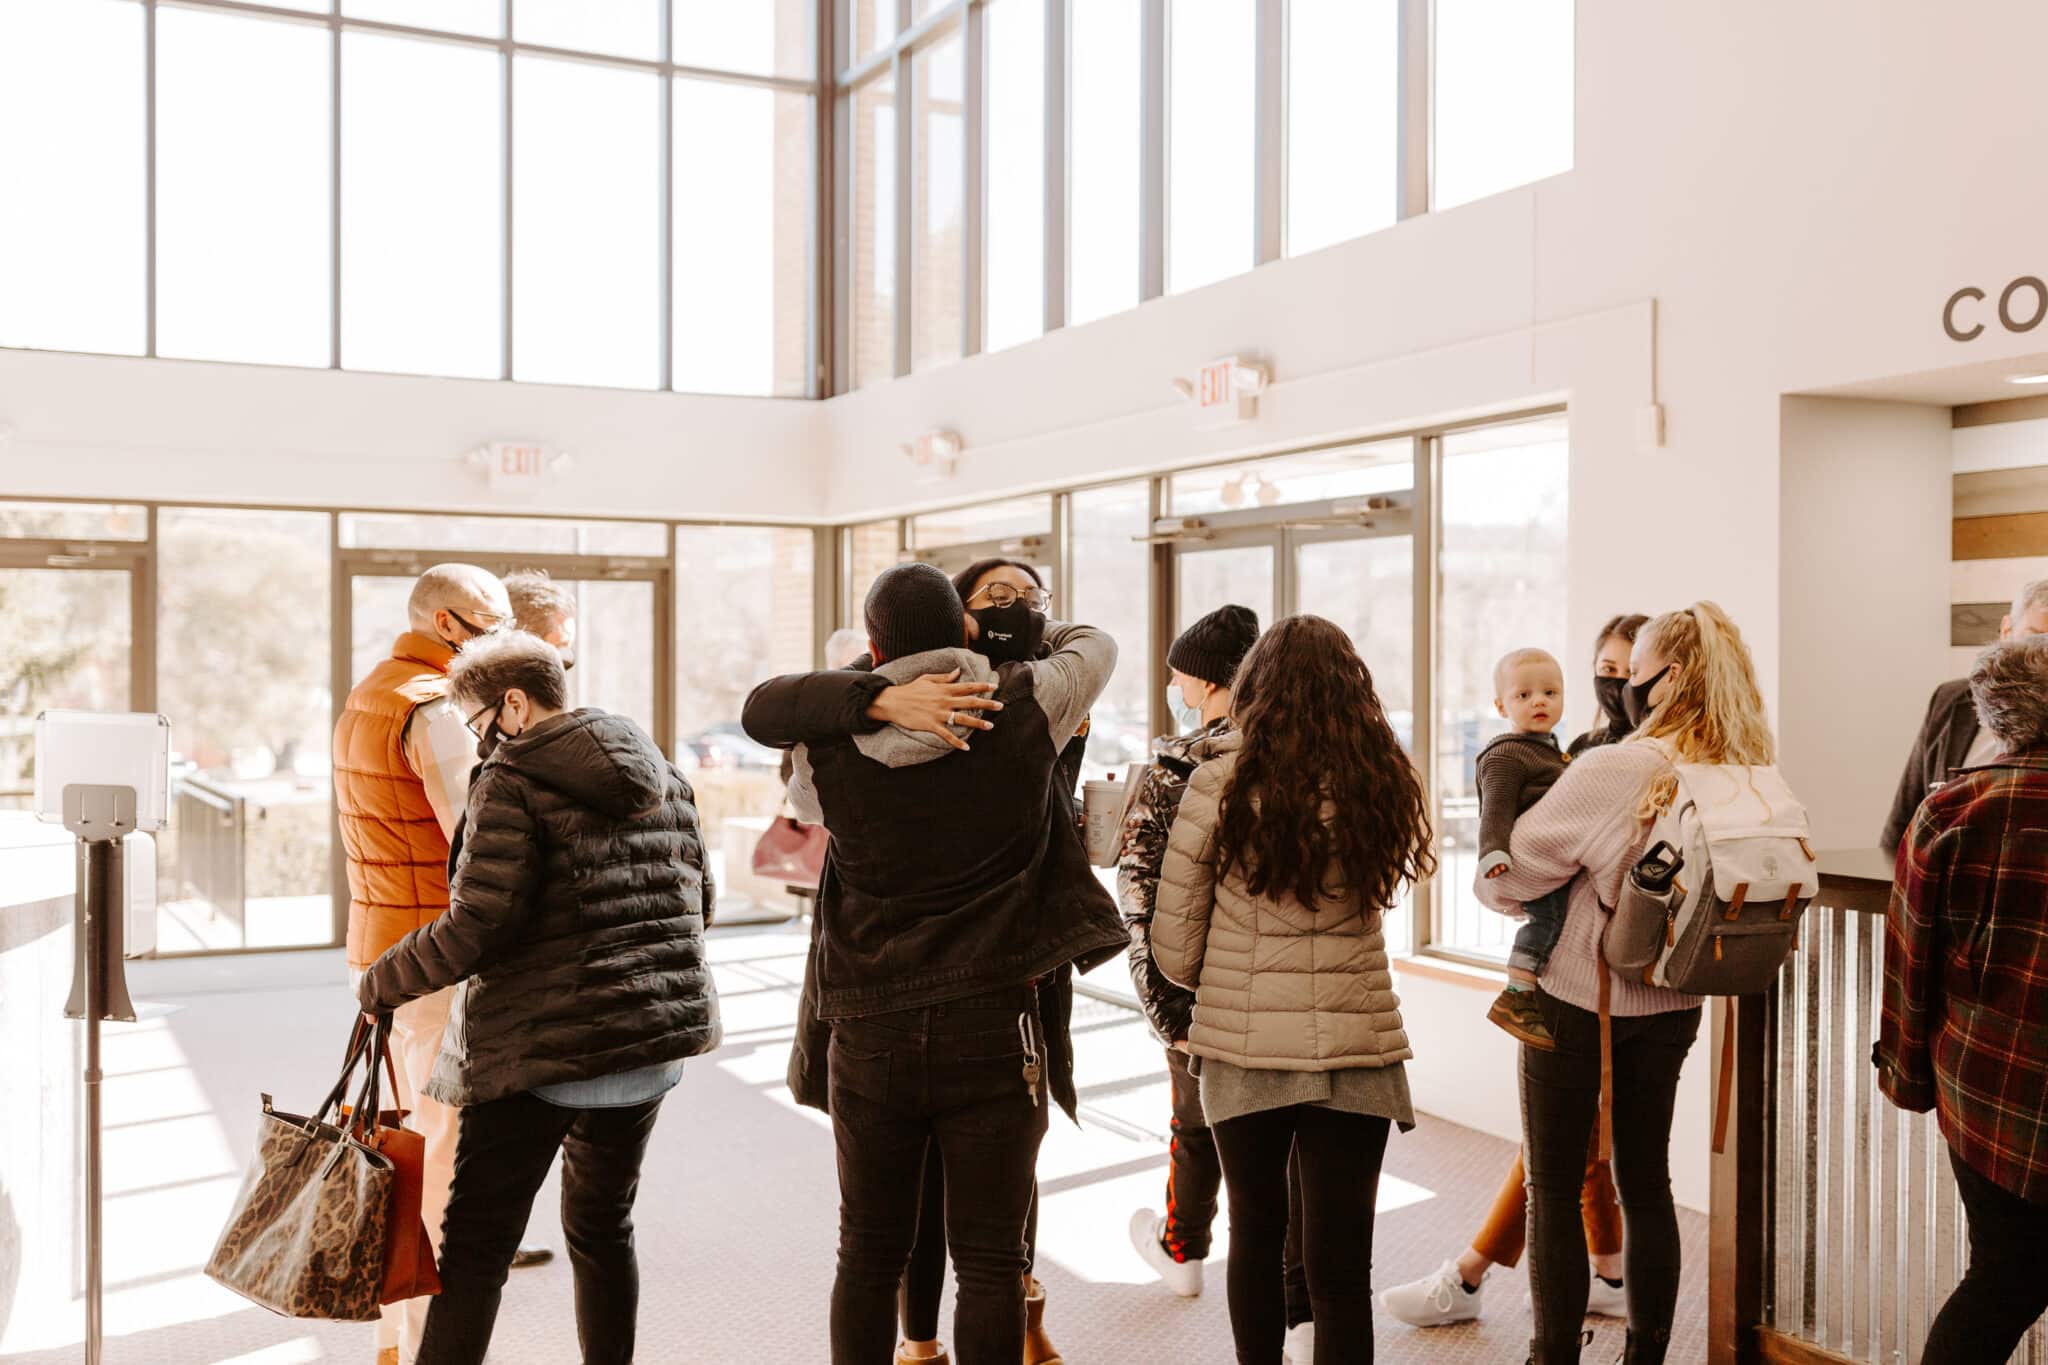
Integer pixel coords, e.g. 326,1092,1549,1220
1604,761,1817,995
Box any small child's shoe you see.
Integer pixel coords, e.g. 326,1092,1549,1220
1488,987,1556,1050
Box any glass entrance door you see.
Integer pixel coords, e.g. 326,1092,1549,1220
1174,540,1278,634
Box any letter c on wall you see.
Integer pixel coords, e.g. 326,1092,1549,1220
1945,287,1986,341
1999,277,2048,334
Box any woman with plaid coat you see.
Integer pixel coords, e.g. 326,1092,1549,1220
1878,635,2048,1363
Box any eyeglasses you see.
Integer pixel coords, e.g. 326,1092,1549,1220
971,582,1050,613
463,700,501,738
448,608,506,637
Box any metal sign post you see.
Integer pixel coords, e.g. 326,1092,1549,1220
60,785,139,1365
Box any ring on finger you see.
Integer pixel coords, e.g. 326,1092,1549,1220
946,710,956,727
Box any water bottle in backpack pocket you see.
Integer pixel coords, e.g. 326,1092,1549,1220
1605,840,1685,974
1603,762,1816,994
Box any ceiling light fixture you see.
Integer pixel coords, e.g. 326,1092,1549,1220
2007,371,2048,386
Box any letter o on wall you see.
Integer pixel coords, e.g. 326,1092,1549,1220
1945,287,1986,341
2000,276,2048,334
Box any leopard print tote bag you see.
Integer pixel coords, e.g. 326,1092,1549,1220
204,1015,396,1321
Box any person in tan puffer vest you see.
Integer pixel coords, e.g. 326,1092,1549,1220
1152,614,1436,1365
333,562,508,1365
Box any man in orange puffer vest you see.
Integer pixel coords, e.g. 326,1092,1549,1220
334,563,509,1365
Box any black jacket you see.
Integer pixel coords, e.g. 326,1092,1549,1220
359,709,721,1105
1117,718,1235,1044
747,628,1124,1123
1883,678,1981,854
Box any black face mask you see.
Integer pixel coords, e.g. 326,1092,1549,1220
970,602,1046,664
474,696,515,761
1623,668,1669,729
1594,675,1633,734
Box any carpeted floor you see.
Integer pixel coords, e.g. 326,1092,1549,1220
3,923,1706,1363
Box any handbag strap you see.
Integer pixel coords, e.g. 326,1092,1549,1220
309,1016,378,1133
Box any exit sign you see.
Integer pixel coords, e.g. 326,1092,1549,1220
485,442,550,492
1193,355,1264,429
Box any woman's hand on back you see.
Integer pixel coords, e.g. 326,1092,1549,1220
867,669,1003,751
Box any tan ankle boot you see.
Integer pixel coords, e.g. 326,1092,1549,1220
895,1344,951,1365
375,1349,398,1365
1023,1278,1063,1365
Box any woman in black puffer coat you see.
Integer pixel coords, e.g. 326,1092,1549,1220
361,630,719,1365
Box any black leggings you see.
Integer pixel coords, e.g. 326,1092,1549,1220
1520,991,1700,1364
1923,1145,2048,1363
900,1147,1040,1341
1213,1105,1390,1365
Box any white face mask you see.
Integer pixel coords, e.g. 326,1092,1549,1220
1167,682,1203,734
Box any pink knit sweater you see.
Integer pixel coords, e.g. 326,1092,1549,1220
1474,741,1702,1017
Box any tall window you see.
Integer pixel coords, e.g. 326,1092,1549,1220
852,73,898,387
155,8,331,367
845,519,904,623
156,510,333,952
912,31,966,372
341,33,502,380
1069,483,1153,774
674,80,812,397
1434,414,1569,958
0,3,817,395
1166,0,1256,294
675,526,815,917
1067,0,1141,326
1286,0,1399,256
984,0,1046,353
0,0,144,356
1433,0,1575,210
512,56,661,389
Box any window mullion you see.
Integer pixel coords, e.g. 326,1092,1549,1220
1253,0,1282,265
1042,0,1065,334
659,0,674,390
962,0,984,358
1396,0,1430,219
1137,0,1163,302
892,48,912,378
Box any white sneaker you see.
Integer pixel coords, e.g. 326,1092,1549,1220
1379,1259,1482,1327
1585,1269,1627,1318
1128,1208,1204,1297
1283,1320,1315,1363
1523,1265,1628,1318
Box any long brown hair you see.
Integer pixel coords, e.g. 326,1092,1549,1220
1214,615,1436,912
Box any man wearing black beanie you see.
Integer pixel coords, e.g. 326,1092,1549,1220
741,562,1126,1365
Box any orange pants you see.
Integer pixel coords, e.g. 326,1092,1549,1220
1470,1133,1621,1268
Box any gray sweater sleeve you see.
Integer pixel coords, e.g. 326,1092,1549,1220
1027,622,1119,750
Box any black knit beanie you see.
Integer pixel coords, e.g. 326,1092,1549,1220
1169,604,1261,688
864,562,966,662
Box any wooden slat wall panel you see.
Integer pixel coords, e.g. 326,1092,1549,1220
1955,511,2048,561
1956,467,2048,519
1954,394,2048,428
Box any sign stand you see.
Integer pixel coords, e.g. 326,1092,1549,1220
60,785,139,1365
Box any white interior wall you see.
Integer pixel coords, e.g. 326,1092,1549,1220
1778,397,1953,851
0,348,830,522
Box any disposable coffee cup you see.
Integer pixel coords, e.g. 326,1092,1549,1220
1083,779,1125,867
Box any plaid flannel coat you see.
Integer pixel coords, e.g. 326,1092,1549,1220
1876,752,2048,1203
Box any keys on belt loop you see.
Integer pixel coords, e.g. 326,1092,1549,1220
1017,1012,1042,1108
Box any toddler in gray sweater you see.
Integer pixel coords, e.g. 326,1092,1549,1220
1475,647,1569,1049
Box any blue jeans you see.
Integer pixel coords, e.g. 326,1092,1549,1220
1507,885,1571,977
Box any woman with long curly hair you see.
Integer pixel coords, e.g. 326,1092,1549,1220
1476,602,1773,1363
1152,615,1437,1365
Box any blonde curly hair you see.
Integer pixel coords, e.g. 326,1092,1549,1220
1629,601,1774,818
